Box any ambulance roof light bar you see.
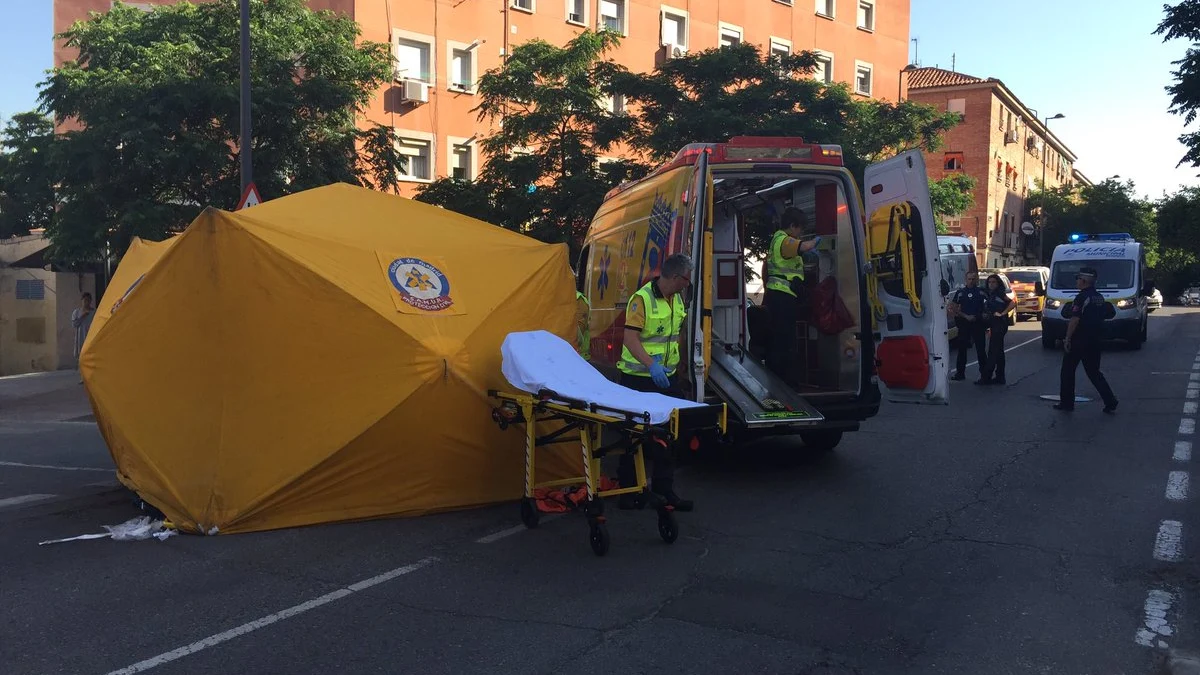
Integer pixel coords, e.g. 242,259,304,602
1067,232,1133,243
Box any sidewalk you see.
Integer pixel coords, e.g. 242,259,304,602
0,371,94,423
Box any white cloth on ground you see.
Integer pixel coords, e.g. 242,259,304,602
501,330,704,425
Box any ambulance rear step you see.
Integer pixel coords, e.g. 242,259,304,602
707,348,825,428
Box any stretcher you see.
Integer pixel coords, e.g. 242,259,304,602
490,331,727,557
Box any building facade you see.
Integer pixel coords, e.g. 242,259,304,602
906,67,1079,268
56,0,911,197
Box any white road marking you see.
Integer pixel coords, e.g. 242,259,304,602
0,460,112,473
1135,587,1177,648
105,556,437,675
475,513,566,543
0,494,56,508
1175,441,1192,462
1194,362,1200,370
1186,402,1199,415
1167,472,1190,501
1181,419,1196,436
1193,373,1200,382
1189,381,1200,390
964,335,1041,368
1190,389,1199,400
1154,520,1184,562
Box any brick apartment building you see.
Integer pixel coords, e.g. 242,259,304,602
55,0,911,198
906,67,1084,268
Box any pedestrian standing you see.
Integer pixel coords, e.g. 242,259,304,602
1056,267,1119,413
71,292,95,383
978,274,1015,385
949,272,988,381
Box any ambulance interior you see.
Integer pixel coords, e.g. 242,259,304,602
708,173,863,397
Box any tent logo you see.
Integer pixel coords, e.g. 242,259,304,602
387,258,453,311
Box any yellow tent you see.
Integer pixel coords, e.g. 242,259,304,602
82,184,576,534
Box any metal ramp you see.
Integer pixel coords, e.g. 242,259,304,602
707,347,825,429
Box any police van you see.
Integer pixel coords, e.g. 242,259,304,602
1039,233,1153,349
576,137,949,451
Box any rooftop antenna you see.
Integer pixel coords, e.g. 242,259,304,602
911,37,919,66
951,53,956,72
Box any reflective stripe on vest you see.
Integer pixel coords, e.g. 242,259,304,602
575,291,591,361
765,229,806,297
617,281,685,377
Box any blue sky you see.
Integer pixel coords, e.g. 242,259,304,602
1,0,1197,198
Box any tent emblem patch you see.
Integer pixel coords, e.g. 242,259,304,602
387,258,453,312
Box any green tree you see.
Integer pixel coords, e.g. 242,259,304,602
1031,178,1159,266
0,112,58,239
928,173,977,234
1157,1,1200,168
38,0,403,265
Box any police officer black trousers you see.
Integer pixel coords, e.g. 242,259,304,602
954,319,987,379
980,323,1008,383
1059,344,1118,411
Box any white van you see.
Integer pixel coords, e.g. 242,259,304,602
1039,233,1153,349
938,235,977,342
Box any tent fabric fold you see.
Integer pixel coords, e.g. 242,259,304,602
82,183,577,534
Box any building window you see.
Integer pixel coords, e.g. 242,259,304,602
602,93,626,114
396,135,433,182
396,37,432,83
947,97,966,118
719,22,742,48
854,61,872,95
448,45,475,92
660,7,689,49
15,279,45,301
450,142,474,180
567,0,587,24
511,0,535,12
598,0,626,33
770,37,792,68
813,50,834,84
816,0,835,18
943,152,964,171
856,0,874,30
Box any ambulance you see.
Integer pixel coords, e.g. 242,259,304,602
1039,233,1153,349
577,137,949,451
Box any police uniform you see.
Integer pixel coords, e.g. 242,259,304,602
951,284,988,379
1058,283,1118,412
616,279,691,510
575,291,591,361
763,229,808,383
979,287,1014,384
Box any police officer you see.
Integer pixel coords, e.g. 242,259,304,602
1056,266,1119,413
978,273,1015,385
949,271,988,381
615,253,694,511
763,207,821,383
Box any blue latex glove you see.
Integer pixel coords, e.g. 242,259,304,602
811,235,823,248
649,356,671,390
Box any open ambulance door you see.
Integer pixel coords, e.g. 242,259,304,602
863,151,950,405
685,149,713,403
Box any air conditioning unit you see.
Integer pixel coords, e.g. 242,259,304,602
668,44,687,58
568,12,583,23
1004,129,1019,144
400,79,429,104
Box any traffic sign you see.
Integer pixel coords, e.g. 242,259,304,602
236,182,262,211
1020,221,1035,236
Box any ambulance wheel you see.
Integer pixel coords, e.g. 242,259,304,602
588,523,610,556
657,510,679,544
800,430,843,452
519,498,539,529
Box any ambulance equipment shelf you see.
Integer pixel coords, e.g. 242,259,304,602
489,388,727,557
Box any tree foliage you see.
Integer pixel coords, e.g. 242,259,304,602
1031,178,1159,266
0,112,58,239
1157,0,1200,168
38,0,402,265
928,173,977,234
1153,186,1200,291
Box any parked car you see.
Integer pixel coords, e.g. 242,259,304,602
1148,287,1163,311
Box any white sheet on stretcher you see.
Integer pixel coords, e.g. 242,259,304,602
501,330,705,425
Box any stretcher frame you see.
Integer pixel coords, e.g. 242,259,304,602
489,388,727,556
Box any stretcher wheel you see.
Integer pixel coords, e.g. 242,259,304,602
519,498,540,529
657,511,678,544
588,523,610,556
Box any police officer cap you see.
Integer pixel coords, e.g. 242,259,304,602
1077,267,1097,279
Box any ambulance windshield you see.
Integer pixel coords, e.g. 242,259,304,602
1051,259,1134,290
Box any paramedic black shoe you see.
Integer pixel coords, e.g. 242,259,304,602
653,489,694,513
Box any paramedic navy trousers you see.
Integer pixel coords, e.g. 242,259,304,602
764,288,799,385
617,372,678,487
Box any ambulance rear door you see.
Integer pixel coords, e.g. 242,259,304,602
863,151,949,405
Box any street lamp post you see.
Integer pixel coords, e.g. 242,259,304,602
898,63,918,102
239,0,253,194
1039,113,1065,264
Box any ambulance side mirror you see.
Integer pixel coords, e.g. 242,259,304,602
1035,281,1046,296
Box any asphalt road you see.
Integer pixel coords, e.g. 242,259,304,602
2,309,1200,675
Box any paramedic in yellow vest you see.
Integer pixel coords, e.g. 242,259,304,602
575,289,591,360
764,207,821,383
614,253,694,512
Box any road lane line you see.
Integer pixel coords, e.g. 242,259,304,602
1193,373,1200,382
0,494,56,508
1135,587,1177,648
1154,520,1184,562
476,513,566,543
1166,472,1190,501
0,460,112,473
1175,441,1192,462
1187,402,1199,415
105,556,437,675
965,335,1040,368
1189,389,1199,400
1181,419,1196,436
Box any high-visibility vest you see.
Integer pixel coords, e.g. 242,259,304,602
765,229,806,297
617,281,686,377
575,291,591,361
